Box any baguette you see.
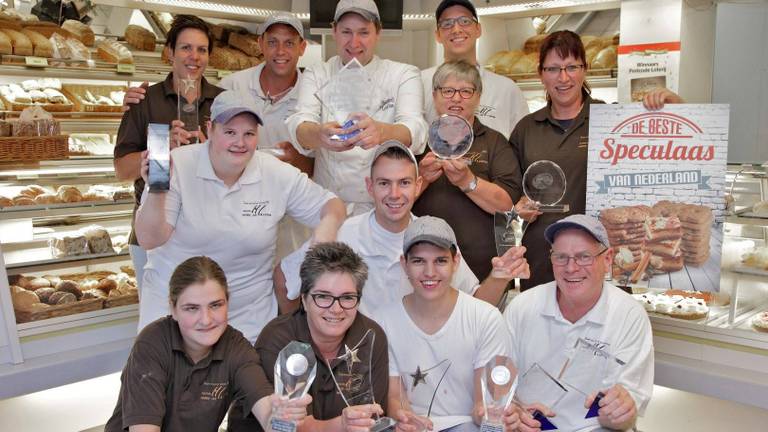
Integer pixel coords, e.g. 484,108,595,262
21,29,53,58
0,29,33,56
61,19,94,46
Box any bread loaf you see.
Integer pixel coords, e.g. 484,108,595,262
56,280,83,300
28,277,52,290
43,88,67,104
1,29,33,56
49,291,76,305
0,196,13,207
491,50,524,75
35,287,56,304
82,225,114,254
21,29,53,57
523,34,547,54
22,23,75,40
228,32,261,57
12,289,40,310
209,45,241,70
34,193,59,204
510,53,538,74
0,30,12,55
124,24,156,51
591,46,617,70
12,196,36,206
96,40,134,64
61,20,94,46
50,233,87,257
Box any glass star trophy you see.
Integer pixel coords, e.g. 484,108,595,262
557,338,625,419
522,160,568,213
327,329,396,431
399,359,452,432
427,114,474,162
514,363,568,431
176,73,200,144
315,58,378,142
271,341,318,432
479,356,518,432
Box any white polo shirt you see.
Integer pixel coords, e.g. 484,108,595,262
286,56,428,212
218,63,301,149
372,291,510,431
421,65,529,139
503,281,654,432
279,209,479,317
139,143,336,343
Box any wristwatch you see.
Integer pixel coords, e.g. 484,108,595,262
461,175,478,193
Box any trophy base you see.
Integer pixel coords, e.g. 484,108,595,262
479,421,504,432
538,204,569,213
370,416,396,432
270,418,297,432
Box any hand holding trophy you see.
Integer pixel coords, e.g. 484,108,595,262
479,356,518,432
326,329,396,431
426,114,474,162
271,341,317,432
397,358,451,432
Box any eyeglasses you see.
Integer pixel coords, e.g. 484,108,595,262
438,16,477,30
541,64,585,76
436,86,476,99
309,293,361,310
550,248,608,267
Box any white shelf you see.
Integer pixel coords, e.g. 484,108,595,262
0,200,133,219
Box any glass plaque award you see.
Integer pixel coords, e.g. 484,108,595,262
327,329,396,432
494,210,527,258
427,114,474,161
399,358,451,432
315,58,376,141
558,338,625,419
522,160,568,213
514,363,568,431
176,73,200,144
271,341,318,432
479,356,518,432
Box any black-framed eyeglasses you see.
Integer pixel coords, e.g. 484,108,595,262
437,86,476,99
550,248,608,267
438,16,478,30
541,64,585,76
308,293,361,310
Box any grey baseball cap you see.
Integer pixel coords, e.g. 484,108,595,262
210,90,263,125
258,12,304,39
334,0,380,23
403,216,458,254
370,140,419,176
544,214,611,247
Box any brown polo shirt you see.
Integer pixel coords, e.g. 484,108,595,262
413,117,518,279
105,316,271,432
113,73,222,245
227,309,389,432
507,92,604,290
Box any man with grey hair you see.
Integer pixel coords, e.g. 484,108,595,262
414,60,519,281
422,0,528,139
287,0,428,216
503,214,653,432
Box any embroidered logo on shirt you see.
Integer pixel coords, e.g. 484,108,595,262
476,104,497,119
577,135,589,149
377,97,395,112
464,150,488,165
200,381,228,401
242,200,272,217
584,337,610,354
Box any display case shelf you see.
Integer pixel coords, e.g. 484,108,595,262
0,200,133,219
5,251,130,275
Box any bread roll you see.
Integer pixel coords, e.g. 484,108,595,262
12,289,40,310
492,50,524,75
591,46,617,70
34,193,59,204
55,280,82,299
124,25,156,51
523,34,548,54
28,277,52,290
50,291,76,305
0,196,14,207
12,196,36,206
61,20,94,46
56,185,82,203
35,287,56,304
510,53,538,74
97,278,117,293
43,275,61,286
96,40,133,64
21,29,53,57
0,29,33,56
82,288,107,299
0,30,12,55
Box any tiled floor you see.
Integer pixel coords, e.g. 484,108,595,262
0,373,767,431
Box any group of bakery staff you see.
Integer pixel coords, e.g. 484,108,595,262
106,0,683,431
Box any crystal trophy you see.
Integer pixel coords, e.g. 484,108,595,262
493,209,526,258
315,58,377,141
271,341,318,432
557,338,625,419
427,114,474,161
326,329,396,432
176,73,200,144
398,359,451,432
514,363,568,431
479,356,518,432
522,160,568,213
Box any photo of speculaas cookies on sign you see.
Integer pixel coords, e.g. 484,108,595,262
599,200,713,284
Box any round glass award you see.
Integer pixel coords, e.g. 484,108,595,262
427,114,473,160
522,160,568,210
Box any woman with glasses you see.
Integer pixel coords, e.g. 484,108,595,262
509,30,683,290
228,242,389,432
414,60,521,284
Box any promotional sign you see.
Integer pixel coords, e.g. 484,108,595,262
617,42,680,104
586,104,729,292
